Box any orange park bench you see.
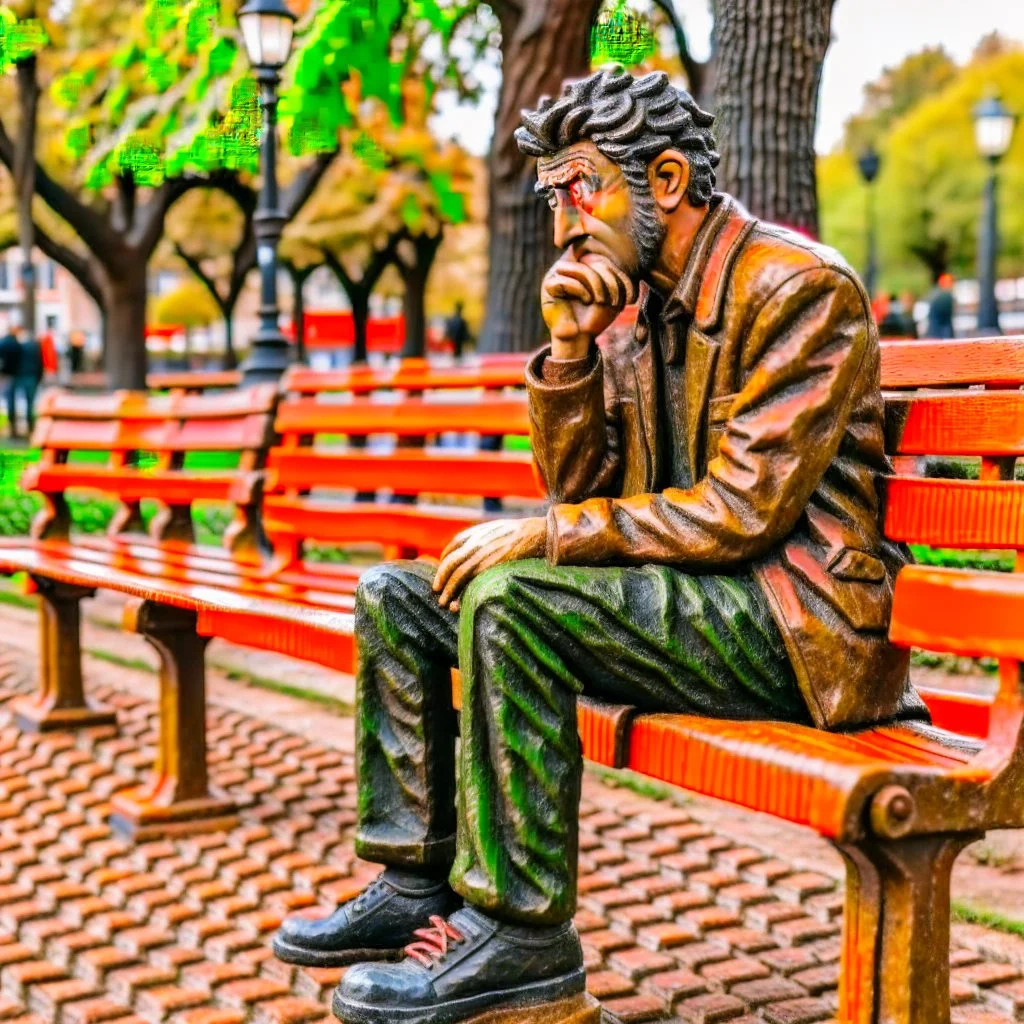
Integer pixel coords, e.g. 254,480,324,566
2,342,1024,1021
0,357,536,836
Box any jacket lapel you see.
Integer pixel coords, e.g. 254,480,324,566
684,328,718,481
632,334,660,491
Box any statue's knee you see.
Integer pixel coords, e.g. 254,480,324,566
355,562,416,617
460,560,543,622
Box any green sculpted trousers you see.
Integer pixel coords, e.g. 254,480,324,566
353,558,810,927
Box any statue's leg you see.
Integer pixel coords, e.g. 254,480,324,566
275,561,463,969
450,560,806,926
353,560,460,874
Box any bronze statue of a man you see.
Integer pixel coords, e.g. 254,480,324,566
275,66,926,1024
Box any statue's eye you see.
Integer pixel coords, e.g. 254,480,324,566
546,192,558,210
569,179,594,212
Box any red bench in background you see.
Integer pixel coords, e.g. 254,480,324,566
1,340,1023,1023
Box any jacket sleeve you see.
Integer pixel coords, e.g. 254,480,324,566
545,267,872,568
525,347,624,503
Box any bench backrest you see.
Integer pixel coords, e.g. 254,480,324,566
25,386,278,556
264,359,539,565
879,337,1024,761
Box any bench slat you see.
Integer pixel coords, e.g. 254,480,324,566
267,449,544,498
884,477,1024,549
880,338,1024,389
24,466,252,505
885,390,1024,456
262,497,485,556
38,384,276,421
34,415,270,452
891,566,1024,659
283,360,528,395
274,396,531,436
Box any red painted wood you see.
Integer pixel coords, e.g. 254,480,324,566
283,358,529,395
884,477,1024,549
891,566,1024,660
886,390,1024,456
266,448,544,498
274,395,531,437
262,498,484,558
918,686,992,740
880,338,1024,389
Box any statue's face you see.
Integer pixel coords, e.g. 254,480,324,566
537,142,643,280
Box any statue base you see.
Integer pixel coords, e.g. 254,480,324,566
461,993,602,1024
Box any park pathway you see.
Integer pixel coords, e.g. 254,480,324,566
0,613,1021,1023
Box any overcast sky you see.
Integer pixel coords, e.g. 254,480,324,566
431,0,1024,156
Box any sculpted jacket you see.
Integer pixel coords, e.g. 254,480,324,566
526,195,926,730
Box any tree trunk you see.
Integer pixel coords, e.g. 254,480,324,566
479,0,601,353
223,317,237,369
14,57,39,340
400,233,442,359
351,292,369,365
102,266,149,389
293,271,307,365
709,0,835,237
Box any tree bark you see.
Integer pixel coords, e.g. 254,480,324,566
14,57,40,340
479,0,601,353
399,232,442,359
709,0,835,236
101,264,149,390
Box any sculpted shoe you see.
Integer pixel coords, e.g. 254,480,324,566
272,868,460,968
331,907,586,1024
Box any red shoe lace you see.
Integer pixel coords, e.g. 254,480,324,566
403,915,465,967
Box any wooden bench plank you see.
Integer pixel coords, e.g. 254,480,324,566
886,390,1024,455
274,396,532,437
891,566,1024,660
880,338,1024,389
884,477,1024,549
262,498,485,557
282,357,529,395
267,449,543,498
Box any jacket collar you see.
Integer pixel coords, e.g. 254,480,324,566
659,194,757,341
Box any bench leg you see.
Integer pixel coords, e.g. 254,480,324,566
836,833,978,1024
12,578,117,732
109,600,237,840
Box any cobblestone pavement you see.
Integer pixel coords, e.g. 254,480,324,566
0,644,1022,1024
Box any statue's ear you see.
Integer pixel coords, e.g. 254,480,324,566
649,150,691,213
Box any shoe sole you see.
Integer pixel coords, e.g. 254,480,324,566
271,937,402,968
331,966,587,1024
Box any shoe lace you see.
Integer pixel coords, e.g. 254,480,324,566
349,876,388,915
403,915,465,967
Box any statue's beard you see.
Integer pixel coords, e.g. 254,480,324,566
629,190,667,280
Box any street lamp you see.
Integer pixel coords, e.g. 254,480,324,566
238,0,297,384
857,145,882,300
973,94,1016,334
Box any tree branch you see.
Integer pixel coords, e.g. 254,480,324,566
173,241,229,317
282,149,337,220
0,116,118,259
33,223,105,312
651,0,708,100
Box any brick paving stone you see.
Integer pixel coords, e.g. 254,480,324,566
0,641,1019,1024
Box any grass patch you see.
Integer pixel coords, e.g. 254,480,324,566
215,663,354,716
0,584,36,611
587,763,690,804
86,647,156,673
953,901,1024,939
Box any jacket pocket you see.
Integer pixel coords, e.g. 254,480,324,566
705,393,738,465
783,543,891,632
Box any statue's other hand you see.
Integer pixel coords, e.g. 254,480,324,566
542,254,638,359
432,517,547,612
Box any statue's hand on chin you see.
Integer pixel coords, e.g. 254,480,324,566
542,252,639,360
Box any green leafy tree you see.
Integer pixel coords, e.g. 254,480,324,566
821,46,1024,293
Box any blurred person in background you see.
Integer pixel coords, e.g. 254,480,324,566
68,329,87,374
443,301,473,359
927,273,956,339
899,291,920,339
13,328,43,437
878,292,916,338
0,323,22,439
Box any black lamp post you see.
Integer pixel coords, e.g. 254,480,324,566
973,95,1016,335
238,0,297,385
857,145,881,299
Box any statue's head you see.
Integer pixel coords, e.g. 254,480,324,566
516,66,719,281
